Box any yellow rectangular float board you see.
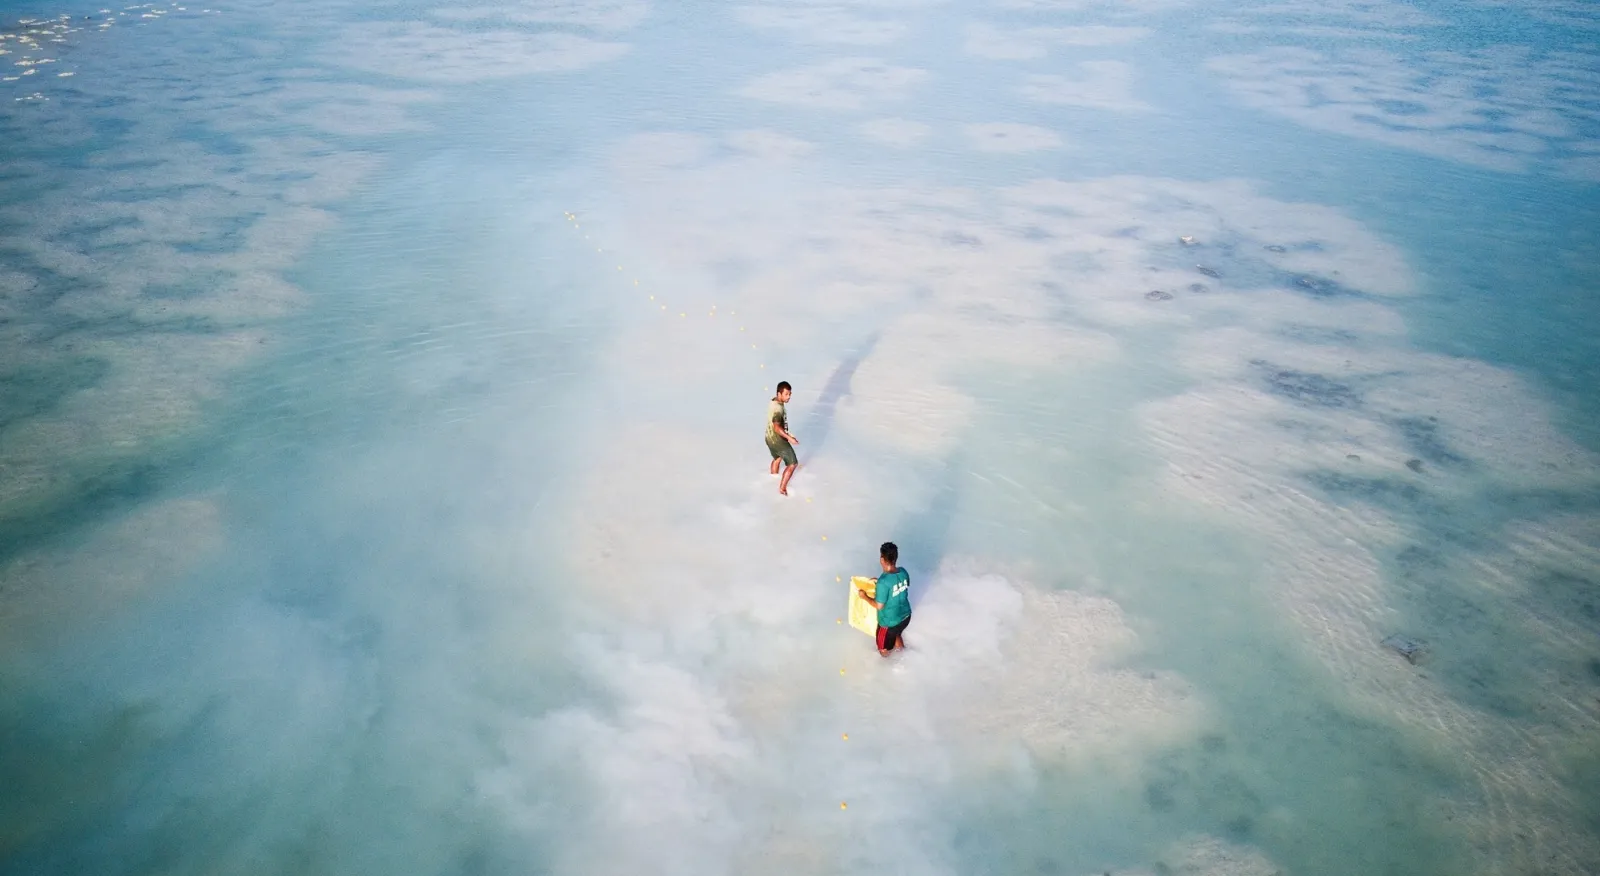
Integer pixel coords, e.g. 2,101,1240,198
848,576,878,636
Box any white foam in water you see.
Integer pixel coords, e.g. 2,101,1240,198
1,0,1598,873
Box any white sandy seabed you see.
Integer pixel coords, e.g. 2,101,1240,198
1,3,1597,872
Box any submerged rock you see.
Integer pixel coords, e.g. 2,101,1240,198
1405,458,1424,473
1189,283,1208,293
1258,364,1360,408
1396,417,1467,469
1264,244,1286,253
1145,289,1173,301
1196,265,1221,278
1382,634,1427,664
1292,274,1339,296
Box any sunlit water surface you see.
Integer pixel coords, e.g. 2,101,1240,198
2,1,1597,874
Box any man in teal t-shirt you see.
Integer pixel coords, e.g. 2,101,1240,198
857,541,911,656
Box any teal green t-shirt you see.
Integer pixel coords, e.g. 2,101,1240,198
874,569,911,627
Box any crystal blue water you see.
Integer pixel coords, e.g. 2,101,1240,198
2,2,1597,874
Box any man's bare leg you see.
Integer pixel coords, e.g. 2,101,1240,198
778,463,797,495
770,457,780,476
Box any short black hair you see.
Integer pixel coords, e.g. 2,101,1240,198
880,542,898,566
776,381,792,393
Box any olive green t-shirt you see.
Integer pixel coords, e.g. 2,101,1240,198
766,399,787,442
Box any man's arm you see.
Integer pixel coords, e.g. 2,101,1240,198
857,576,882,609
774,420,798,444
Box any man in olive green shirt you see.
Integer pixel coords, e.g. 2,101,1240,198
766,381,799,495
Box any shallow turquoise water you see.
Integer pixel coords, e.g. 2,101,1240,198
1,1,1597,874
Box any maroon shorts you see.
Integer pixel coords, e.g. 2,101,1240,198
875,616,910,651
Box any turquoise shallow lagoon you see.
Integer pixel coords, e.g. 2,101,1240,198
1,1,1597,874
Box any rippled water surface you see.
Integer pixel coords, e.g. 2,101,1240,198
2,1,1598,874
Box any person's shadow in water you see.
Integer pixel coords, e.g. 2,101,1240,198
797,331,880,457
798,332,958,615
